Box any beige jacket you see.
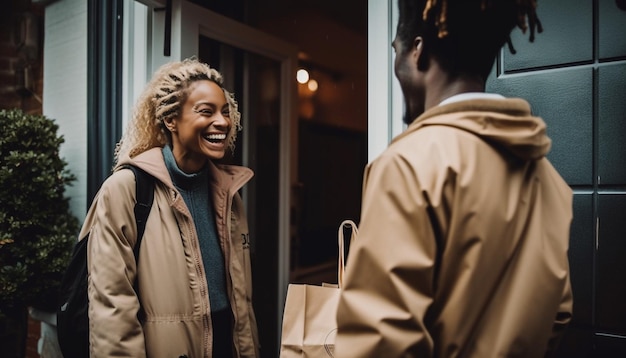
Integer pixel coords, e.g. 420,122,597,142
336,98,573,357
84,148,259,357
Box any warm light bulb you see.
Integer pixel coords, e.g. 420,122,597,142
307,79,318,92
296,69,309,84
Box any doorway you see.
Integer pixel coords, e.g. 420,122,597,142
144,1,298,355
128,0,367,355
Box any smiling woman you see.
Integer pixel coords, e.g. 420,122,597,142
163,80,232,172
115,59,241,163
80,58,260,357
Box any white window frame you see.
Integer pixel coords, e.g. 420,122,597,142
122,1,151,128
367,0,405,162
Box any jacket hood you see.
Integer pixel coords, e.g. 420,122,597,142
397,98,552,160
114,147,254,194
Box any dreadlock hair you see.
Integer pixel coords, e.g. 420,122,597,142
396,0,543,80
114,58,242,164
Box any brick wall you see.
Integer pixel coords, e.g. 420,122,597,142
0,1,44,115
26,317,41,358
1,1,47,357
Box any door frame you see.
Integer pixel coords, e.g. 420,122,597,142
144,0,299,337
367,0,404,162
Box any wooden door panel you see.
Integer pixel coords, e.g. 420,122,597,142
596,194,626,336
487,68,593,185
554,193,595,356
599,0,626,59
503,0,592,71
598,63,626,185
570,194,594,325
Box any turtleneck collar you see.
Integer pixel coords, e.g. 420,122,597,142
162,145,209,191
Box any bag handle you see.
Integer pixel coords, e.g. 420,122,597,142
338,219,358,288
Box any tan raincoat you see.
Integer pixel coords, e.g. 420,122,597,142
84,148,259,357
336,98,573,357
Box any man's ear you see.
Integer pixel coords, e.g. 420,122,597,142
414,36,428,71
414,37,423,56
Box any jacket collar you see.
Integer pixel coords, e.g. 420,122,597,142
116,147,254,195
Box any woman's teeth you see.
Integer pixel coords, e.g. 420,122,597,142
205,133,226,142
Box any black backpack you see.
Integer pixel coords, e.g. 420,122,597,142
57,165,154,358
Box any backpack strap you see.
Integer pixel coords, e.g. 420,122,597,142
124,165,155,260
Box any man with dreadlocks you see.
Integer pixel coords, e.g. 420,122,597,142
335,0,573,356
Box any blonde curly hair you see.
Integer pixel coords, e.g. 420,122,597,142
114,58,242,163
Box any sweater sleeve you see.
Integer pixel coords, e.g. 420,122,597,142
87,169,146,358
335,153,439,357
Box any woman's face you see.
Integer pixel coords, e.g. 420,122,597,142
167,80,231,173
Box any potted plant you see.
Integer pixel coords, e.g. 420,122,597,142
0,108,79,357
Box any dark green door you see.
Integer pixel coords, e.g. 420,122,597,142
487,0,626,356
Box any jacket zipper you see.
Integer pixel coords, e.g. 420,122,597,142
177,199,212,357
224,192,238,356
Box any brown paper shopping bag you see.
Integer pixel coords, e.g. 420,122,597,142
280,220,358,357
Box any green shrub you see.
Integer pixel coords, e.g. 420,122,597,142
0,108,79,317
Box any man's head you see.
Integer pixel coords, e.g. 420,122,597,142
393,0,542,124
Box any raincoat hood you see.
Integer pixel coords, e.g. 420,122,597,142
396,97,551,160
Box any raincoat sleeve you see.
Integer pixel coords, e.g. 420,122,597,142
87,169,146,357
546,273,573,357
335,152,439,357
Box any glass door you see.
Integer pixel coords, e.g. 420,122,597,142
145,1,298,355
196,35,289,357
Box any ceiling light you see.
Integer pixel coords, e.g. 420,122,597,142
296,69,309,84
307,79,318,92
